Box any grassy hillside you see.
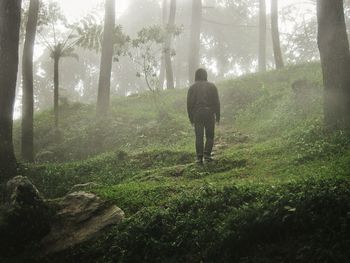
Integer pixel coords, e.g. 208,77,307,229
11,63,350,262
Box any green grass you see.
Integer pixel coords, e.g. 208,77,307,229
6,63,350,262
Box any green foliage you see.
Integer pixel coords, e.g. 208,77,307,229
21,0,66,42
0,196,53,262
289,120,350,163
21,149,194,199
50,43,78,61
133,25,166,46
10,63,350,262
75,14,130,55
44,177,350,263
39,1,67,26
132,25,182,92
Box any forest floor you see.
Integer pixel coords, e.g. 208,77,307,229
8,63,350,262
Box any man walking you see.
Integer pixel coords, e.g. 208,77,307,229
187,68,220,164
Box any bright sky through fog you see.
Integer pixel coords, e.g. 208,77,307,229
58,0,129,21
14,0,315,119
57,0,314,20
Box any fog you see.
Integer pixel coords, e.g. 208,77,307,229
59,0,129,20
13,0,326,118
2,1,350,259
57,0,311,19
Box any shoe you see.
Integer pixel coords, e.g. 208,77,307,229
196,157,203,165
204,156,214,163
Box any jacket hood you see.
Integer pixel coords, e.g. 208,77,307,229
195,68,208,82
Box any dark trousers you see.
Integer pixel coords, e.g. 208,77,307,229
194,109,215,159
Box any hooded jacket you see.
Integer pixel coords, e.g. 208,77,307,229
187,70,220,123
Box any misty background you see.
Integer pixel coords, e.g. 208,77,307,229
13,0,349,118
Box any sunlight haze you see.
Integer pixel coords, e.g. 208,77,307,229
58,0,129,20
2,0,350,261
56,0,313,21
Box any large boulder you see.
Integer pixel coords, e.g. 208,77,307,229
0,176,51,258
41,191,125,255
0,177,124,259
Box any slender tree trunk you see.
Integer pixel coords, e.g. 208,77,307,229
188,0,202,84
317,0,350,129
0,0,22,181
53,55,60,129
97,0,115,117
159,0,168,90
259,0,267,72
175,49,182,88
21,0,39,162
271,0,284,69
164,0,176,89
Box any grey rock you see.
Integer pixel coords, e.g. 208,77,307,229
3,177,124,257
69,182,99,193
41,191,125,255
6,175,44,207
1,177,51,257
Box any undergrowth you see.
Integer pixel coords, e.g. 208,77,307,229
5,63,350,262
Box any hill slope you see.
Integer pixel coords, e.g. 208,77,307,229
9,63,350,262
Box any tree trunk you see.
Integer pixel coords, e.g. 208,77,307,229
317,0,350,129
175,49,182,88
159,0,168,90
54,55,60,129
188,0,202,84
271,0,284,69
164,0,176,89
21,0,39,163
259,0,267,72
97,0,115,117
0,0,22,181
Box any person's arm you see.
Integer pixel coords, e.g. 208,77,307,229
213,85,220,123
187,86,195,124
